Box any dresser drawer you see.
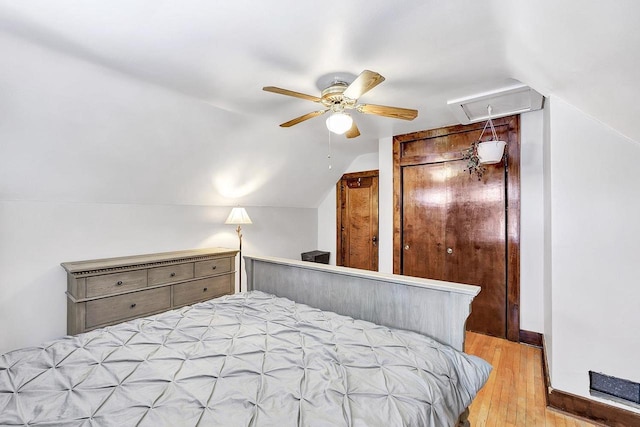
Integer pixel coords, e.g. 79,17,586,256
85,287,171,329
194,257,233,277
148,263,193,286
86,270,147,298
173,275,232,307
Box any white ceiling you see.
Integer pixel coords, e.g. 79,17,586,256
0,0,638,208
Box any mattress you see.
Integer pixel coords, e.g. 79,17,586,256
0,291,491,426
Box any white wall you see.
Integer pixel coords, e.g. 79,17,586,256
377,137,394,273
520,110,545,333
547,96,640,412
543,99,554,374
0,202,316,354
0,30,363,210
0,33,320,355
316,192,337,264
317,118,546,331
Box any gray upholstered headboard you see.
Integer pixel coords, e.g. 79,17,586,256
244,255,480,351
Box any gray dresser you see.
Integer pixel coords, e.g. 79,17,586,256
63,247,238,335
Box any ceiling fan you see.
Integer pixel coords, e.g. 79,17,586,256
263,70,418,138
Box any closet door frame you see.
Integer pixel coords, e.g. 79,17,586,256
392,116,521,341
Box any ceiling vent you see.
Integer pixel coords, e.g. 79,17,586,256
447,83,544,124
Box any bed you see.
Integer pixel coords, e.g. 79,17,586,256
0,255,491,426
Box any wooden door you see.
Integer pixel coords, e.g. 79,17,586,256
444,158,506,337
401,163,447,280
394,116,520,340
402,159,506,336
337,170,379,271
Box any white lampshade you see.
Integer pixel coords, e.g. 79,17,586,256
325,112,353,134
225,207,252,225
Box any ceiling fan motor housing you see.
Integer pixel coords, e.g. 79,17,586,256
321,82,356,111
322,82,346,102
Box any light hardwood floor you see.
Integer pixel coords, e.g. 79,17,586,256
465,332,601,427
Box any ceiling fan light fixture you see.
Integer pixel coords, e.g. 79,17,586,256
326,111,353,134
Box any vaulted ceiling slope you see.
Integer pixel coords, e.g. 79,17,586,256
0,1,638,208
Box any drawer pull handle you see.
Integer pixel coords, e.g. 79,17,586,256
212,266,217,270
116,281,123,286
130,303,137,309
203,287,208,292
170,272,176,277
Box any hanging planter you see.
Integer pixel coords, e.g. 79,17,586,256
476,105,507,165
477,140,507,165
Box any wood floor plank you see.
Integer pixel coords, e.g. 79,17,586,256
479,345,502,424
487,351,504,427
466,331,477,352
532,345,547,425
545,408,558,426
554,409,568,427
495,344,512,425
505,339,519,425
465,332,601,427
516,344,528,426
526,343,538,425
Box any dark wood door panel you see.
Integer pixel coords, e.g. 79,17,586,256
402,163,447,280
346,181,376,269
337,170,379,271
400,122,512,161
445,159,507,337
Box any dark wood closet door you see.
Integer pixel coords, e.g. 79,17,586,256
402,159,506,337
394,116,519,339
402,163,447,280
337,170,379,271
444,159,506,337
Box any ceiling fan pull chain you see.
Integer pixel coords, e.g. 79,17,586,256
327,130,333,170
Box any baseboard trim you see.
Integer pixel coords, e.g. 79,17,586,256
540,336,640,426
519,329,543,347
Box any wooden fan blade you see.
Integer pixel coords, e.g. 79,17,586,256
263,86,321,103
280,110,328,127
343,70,385,100
358,103,418,120
345,121,360,139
